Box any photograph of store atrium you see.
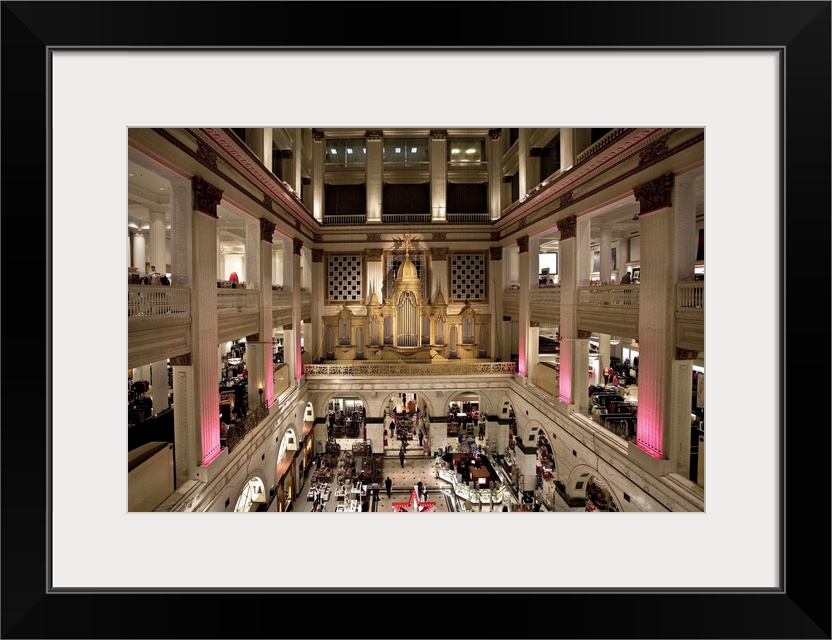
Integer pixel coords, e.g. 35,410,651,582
127,127,704,514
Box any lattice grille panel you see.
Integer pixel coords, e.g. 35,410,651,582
328,254,362,302
450,253,486,300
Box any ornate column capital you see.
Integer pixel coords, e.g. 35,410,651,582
577,329,592,339
488,128,502,140
312,249,325,263
634,172,675,216
365,130,383,140
260,218,275,243
430,247,449,260
169,353,191,366
517,236,529,254
365,248,383,261
429,129,448,140
676,348,699,361
263,193,273,211
489,246,503,261
312,128,324,142
557,214,577,240
281,149,293,160
293,238,304,256
192,177,223,217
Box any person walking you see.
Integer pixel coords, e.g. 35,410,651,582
385,476,392,498
418,430,424,446
371,481,380,501
422,488,428,502
399,448,405,468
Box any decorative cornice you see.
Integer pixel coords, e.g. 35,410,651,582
529,147,542,158
313,233,324,243
676,348,699,360
293,238,303,256
490,231,500,242
260,218,276,243
429,129,448,140
638,136,671,166
312,249,325,263
488,128,502,140
517,236,529,254
365,248,383,261
192,177,223,218
312,128,324,142
519,216,527,229
246,333,259,342
634,172,674,215
169,354,191,366
281,149,293,160
195,139,218,167
263,193,273,211
559,191,573,208
489,247,502,261
366,233,382,241
365,130,383,140
430,247,449,260
431,232,447,241
557,214,577,240
578,329,592,339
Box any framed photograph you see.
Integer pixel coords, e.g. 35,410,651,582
591,248,600,273
13,2,829,639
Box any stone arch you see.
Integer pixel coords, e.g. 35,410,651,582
562,464,622,512
233,472,268,512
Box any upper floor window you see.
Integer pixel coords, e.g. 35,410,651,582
448,137,485,165
383,138,428,166
326,139,366,167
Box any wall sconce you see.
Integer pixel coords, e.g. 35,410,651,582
258,385,263,401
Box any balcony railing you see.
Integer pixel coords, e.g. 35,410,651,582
322,214,367,225
217,289,259,311
381,213,431,224
304,362,517,377
226,404,269,453
128,285,189,318
677,282,704,310
446,213,490,224
575,128,627,164
578,284,640,307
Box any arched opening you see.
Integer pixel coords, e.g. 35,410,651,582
234,476,267,512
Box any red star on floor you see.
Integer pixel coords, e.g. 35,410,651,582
391,487,436,512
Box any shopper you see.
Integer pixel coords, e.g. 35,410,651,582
422,488,428,502
418,430,424,446
371,481,380,501
385,476,392,498
399,449,405,468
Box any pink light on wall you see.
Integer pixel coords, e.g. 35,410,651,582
517,351,526,378
201,414,223,466
558,342,572,404
634,385,664,459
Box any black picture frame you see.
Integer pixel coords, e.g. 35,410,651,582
3,1,829,639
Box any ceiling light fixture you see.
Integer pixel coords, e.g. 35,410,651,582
610,336,620,345
632,213,640,221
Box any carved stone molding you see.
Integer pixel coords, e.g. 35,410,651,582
519,216,527,229
429,129,448,140
283,323,293,331
169,354,191,366
314,233,324,243
365,130,383,140
431,232,447,241
293,238,303,256
530,321,540,328
246,333,259,342
430,247,449,260
263,193,273,211
517,235,529,254
366,233,382,241
312,128,324,142
192,177,223,218
195,139,217,168
281,149,293,160
312,249,325,263
490,231,500,242
260,218,275,243
639,137,670,166
365,248,383,261
488,128,502,140
559,191,574,208
676,348,699,361
634,172,674,215
577,329,592,339
557,214,577,240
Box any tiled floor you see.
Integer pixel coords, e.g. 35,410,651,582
299,435,573,514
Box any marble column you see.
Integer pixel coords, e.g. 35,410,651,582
488,246,504,360
170,177,192,287
599,224,612,283
244,218,260,290
429,129,448,222
365,130,383,223
517,236,530,378
311,128,325,222
251,218,275,409
488,129,503,221
518,129,531,197
291,238,303,380
309,248,325,363
131,230,146,275
170,354,194,488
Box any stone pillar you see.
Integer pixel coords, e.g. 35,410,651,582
528,145,541,190
148,210,167,275
170,354,194,488
365,129,383,223
191,176,224,470
284,129,302,196
250,218,276,409
429,129,448,222
518,129,531,197
488,129,503,221
559,128,592,172
310,248,325,363
528,235,540,288
599,224,612,283
517,236,530,377
674,170,699,282
246,128,273,173
618,232,631,276
429,247,448,303
281,238,293,291
632,172,676,461
150,360,168,416
291,238,303,380
131,230,146,275
488,246,504,360
515,440,538,493
671,357,695,478
365,248,384,304
311,128,325,222
528,322,540,384
170,177,192,287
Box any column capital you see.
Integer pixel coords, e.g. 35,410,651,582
312,128,325,142
529,147,542,158
430,232,447,241
312,249,325,263
281,149,293,159
489,246,503,261
260,218,276,243
488,128,502,140
676,347,699,360
365,130,383,140
169,353,191,366
517,236,529,254
430,247,449,260
192,177,223,217
365,248,383,261
429,129,448,140
263,193,273,211
557,214,577,240
559,191,574,208
246,333,259,342
634,172,674,216
293,238,304,256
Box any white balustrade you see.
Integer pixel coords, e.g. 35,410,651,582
128,285,189,318
303,361,517,377
676,282,704,310
216,289,259,311
578,284,640,307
